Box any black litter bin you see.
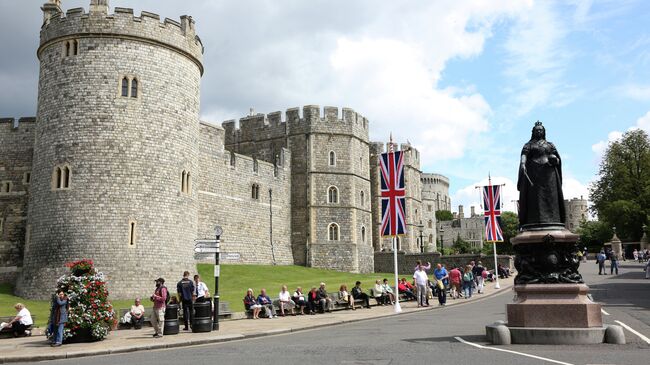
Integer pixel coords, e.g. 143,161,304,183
192,301,212,333
164,303,180,335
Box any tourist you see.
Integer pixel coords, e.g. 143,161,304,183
244,288,262,319
433,263,448,306
373,280,388,305
497,264,510,278
462,265,475,299
400,278,414,291
193,274,210,303
176,271,195,331
307,287,319,314
645,259,650,279
448,266,462,299
352,281,371,308
415,260,431,272
318,283,333,312
5,303,33,337
397,279,417,301
473,261,486,294
150,278,168,338
278,285,296,316
257,288,277,318
413,265,429,307
633,249,639,262
610,251,620,275
130,298,145,329
381,278,396,305
339,284,356,310
292,287,307,315
50,290,68,347
597,250,607,275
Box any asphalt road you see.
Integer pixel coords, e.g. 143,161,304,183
20,261,650,365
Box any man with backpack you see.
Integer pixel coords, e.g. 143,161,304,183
150,278,168,338
177,271,196,331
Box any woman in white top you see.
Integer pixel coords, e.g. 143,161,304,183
292,287,307,315
278,285,295,316
7,303,33,337
374,280,388,305
339,284,356,310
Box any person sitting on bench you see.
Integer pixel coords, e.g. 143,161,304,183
130,298,145,329
4,303,33,337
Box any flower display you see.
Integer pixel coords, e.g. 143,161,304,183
53,260,116,341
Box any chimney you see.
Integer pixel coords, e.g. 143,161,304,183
89,0,109,14
42,1,62,24
470,206,476,217
458,205,464,218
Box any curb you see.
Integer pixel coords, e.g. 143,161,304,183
0,283,513,363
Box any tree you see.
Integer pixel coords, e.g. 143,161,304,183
590,129,650,241
436,210,454,221
453,234,479,254
577,220,613,252
497,211,518,254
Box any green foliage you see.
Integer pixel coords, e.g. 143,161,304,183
452,234,479,254
577,220,613,251
435,210,454,221
590,129,650,240
498,211,519,254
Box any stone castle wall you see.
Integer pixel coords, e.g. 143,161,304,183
17,4,204,299
197,122,293,265
0,118,35,283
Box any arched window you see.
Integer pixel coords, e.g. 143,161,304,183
121,77,129,97
54,167,62,189
396,236,401,251
328,223,339,241
252,184,260,200
52,165,71,190
428,220,433,229
360,191,365,206
65,41,70,57
361,226,366,243
186,172,191,194
131,78,138,98
181,171,186,193
328,186,338,204
129,221,137,246
73,40,78,56
328,151,336,166
63,166,70,188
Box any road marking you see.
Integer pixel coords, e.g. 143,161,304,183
615,320,650,345
454,337,574,365
601,309,610,315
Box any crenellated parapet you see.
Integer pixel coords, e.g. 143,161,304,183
0,117,37,129
223,105,370,146
421,173,450,188
38,3,204,74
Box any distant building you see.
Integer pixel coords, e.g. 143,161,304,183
437,205,484,249
564,196,588,232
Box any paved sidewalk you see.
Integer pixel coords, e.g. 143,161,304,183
0,277,514,363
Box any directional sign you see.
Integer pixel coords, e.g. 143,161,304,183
195,243,219,249
194,247,219,254
195,239,219,245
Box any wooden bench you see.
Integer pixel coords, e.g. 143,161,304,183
0,315,36,338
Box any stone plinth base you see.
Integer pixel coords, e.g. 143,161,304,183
507,284,602,328
486,323,625,345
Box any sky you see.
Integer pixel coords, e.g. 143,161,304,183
2,0,650,217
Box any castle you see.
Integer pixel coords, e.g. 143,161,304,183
0,0,451,299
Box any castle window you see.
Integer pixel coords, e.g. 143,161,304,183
428,220,433,229
328,151,336,166
253,159,259,173
121,77,129,97
429,234,433,243
361,226,366,243
252,184,260,200
128,220,137,246
327,186,339,204
65,41,70,57
428,205,432,212
131,78,138,98
23,172,31,185
181,170,191,194
0,181,11,194
73,40,78,56
328,223,339,241
52,165,71,190
360,190,365,206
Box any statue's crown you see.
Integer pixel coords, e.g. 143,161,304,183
535,121,543,127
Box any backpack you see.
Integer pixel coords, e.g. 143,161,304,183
463,272,472,282
161,286,171,305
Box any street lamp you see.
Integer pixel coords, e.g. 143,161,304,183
418,220,424,253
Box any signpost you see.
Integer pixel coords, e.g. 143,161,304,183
194,225,222,331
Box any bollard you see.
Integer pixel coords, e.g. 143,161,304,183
163,303,179,335
192,301,213,333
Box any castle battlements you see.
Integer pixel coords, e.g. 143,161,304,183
223,105,369,146
39,2,204,73
421,173,450,188
369,141,420,166
0,117,37,129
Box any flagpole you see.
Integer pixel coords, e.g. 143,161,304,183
492,240,500,289
393,235,402,313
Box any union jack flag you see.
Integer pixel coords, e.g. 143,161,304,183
483,183,504,242
380,149,406,237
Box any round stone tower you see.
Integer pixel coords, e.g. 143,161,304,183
17,0,204,299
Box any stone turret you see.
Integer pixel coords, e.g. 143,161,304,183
17,1,204,299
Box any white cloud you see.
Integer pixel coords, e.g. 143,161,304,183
591,111,650,161
618,84,650,101
562,177,590,200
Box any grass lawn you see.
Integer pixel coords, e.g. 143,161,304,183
0,265,395,327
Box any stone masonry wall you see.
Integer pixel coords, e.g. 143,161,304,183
17,4,203,299
374,251,514,275
197,122,293,265
0,118,35,283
